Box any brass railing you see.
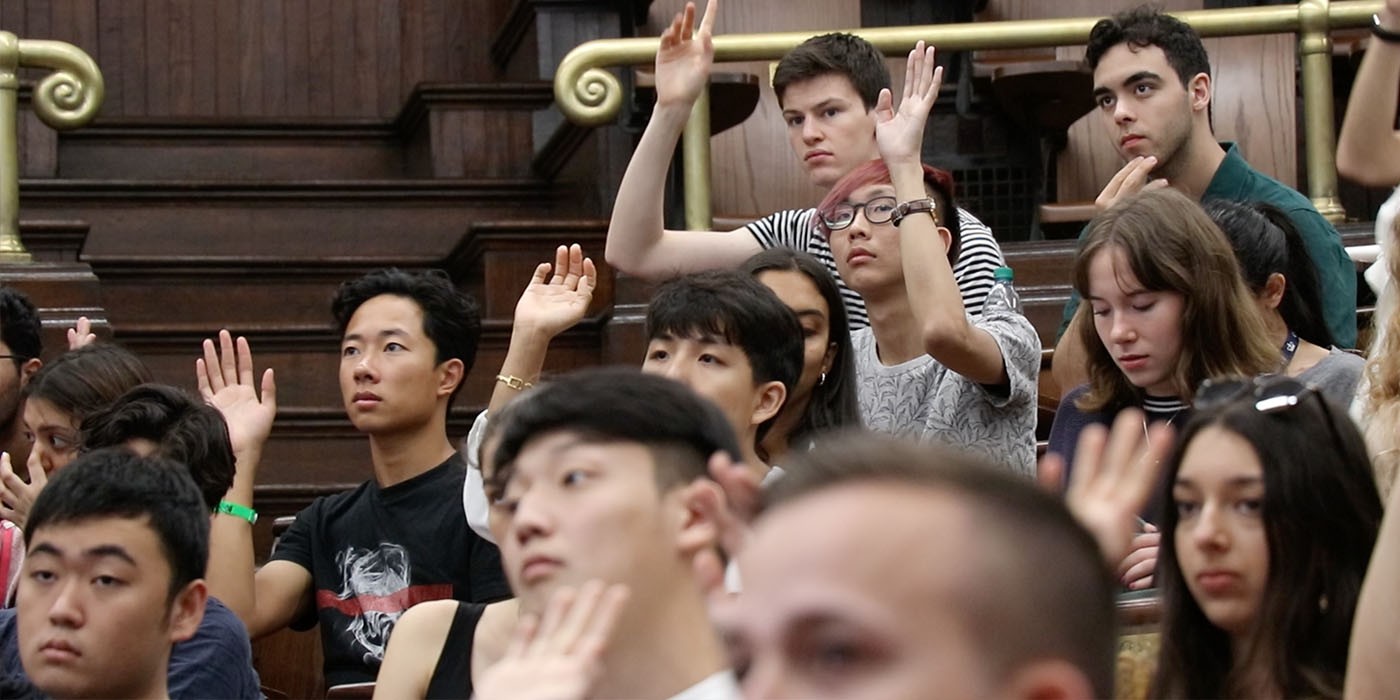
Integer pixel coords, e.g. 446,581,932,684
0,32,104,262
554,0,1379,230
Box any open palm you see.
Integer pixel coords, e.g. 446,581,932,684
874,41,942,166
654,0,717,108
513,244,598,339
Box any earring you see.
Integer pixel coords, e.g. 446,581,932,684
819,372,827,386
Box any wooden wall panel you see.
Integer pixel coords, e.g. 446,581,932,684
2,0,506,121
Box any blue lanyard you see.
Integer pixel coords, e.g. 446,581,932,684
1281,329,1300,367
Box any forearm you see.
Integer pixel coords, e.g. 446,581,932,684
488,326,556,416
1052,317,1091,395
605,103,693,277
891,164,1005,383
1346,479,1400,698
1337,19,1400,184
206,447,259,625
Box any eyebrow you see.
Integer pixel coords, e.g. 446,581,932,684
654,331,730,347
782,98,847,117
1092,70,1163,98
342,328,410,344
30,542,138,566
1174,476,1265,490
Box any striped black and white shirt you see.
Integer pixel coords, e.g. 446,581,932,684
743,207,1005,329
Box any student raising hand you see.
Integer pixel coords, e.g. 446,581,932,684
872,41,942,168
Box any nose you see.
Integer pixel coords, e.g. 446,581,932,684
740,656,791,699
1113,97,1135,126
1191,504,1230,551
845,209,873,240
655,359,692,384
801,117,822,145
1108,313,1136,345
510,490,554,547
352,351,377,382
46,579,85,628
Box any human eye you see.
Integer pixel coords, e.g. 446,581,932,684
384,341,406,352
798,634,871,677
1097,94,1115,109
785,115,804,127
1234,498,1264,516
1130,297,1157,312
645,348,670,362
870,198,897,217
1174,497,1200,518
50,434,74,451
341,345,360,357
28,568,56,584
1135,83,1153,96
1089,304,1110,318
801,324,821,340
698,353,724,365
22,430,33,445
93,574,125,587
823,106,840,118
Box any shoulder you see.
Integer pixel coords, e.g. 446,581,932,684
743,209,816,248
394,600,461,645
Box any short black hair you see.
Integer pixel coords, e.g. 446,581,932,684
486,367,741,502
23,344,153,424
25,448,209,602
645,270,804,443
0,286,41,367
1204,199,1335,348
1085,5,1211,89
768,432,1118,698
773,32,890,110
80,384,236,512
331,268,482,408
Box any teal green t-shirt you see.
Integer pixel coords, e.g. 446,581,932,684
1057,143,1358,348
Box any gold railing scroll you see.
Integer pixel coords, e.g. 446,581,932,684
0,32,105,262
555,1,1379,229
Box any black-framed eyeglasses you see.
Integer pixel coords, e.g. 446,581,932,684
1193,374,1344,446
818,196,899,232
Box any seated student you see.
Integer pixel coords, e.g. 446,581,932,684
390,367,741,700
712,432,1116,699
740,249,862,464
814,44,1039,475
1047,189,1280,589
1205,200,1363,406
463,247,803,541
14,449,210,700
205,269,511,688
1153,376,1381,698
0,344,153,528
0,383,261,699
605,0,1004,330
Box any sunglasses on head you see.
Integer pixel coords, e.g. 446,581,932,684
1193,374,1344,446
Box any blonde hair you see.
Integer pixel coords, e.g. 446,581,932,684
1073,189,1279,412
1361,200,1400,497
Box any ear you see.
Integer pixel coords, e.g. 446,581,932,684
435,358,465,399
936,225,954,256
674,479,724,557
821,342,838,377
18,358,40,387
749,380,787,429
1000,659,1097,700
1260,272,1287,311
1187,71,1211,114
167,579,208,644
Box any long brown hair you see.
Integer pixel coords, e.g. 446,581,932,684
1072,189,1278,412
1362,208,1400,496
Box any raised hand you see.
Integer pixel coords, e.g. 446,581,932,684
196,330,277,464
0,452,45,529
473,580,629,700
66,316,96,350
1095,156,1169,212
513,244,598,341
654,0,717,109
873,41,942,167
1039,408,1174,566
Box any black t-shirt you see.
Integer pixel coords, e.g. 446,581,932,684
270,454,511,687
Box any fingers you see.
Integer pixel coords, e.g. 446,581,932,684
576,584,628,660
236,335,256,387
200,338,225,394
697,0,717,37
874,87,894,123
529,262,553,289
1037,453,1066,495
562,244,584,288
219,329,238,387
551,245,569,284
903,43,918,104
706,452,761,521
580,257,598,296
1065,423,1109,501
505,612,540,659
679,1,696,40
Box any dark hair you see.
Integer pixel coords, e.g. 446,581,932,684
768,432,1117,698
1205,199,1335,349
486,367,742,501
23,344,153,426
1072,189,1278,411
645,270,803,444
1085,5,1212,89
331,268,481,409
772,32,890,110
0,286,41,367
1153,386,1381,699
25,448,210,601
80,384,236,512
740,249,861,443
816,160,963,267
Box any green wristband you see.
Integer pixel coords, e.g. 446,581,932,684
217,500,258,524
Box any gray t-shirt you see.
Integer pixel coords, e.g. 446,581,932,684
744,207,1004,329
1298,346,1364,408
851,306,1041,477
